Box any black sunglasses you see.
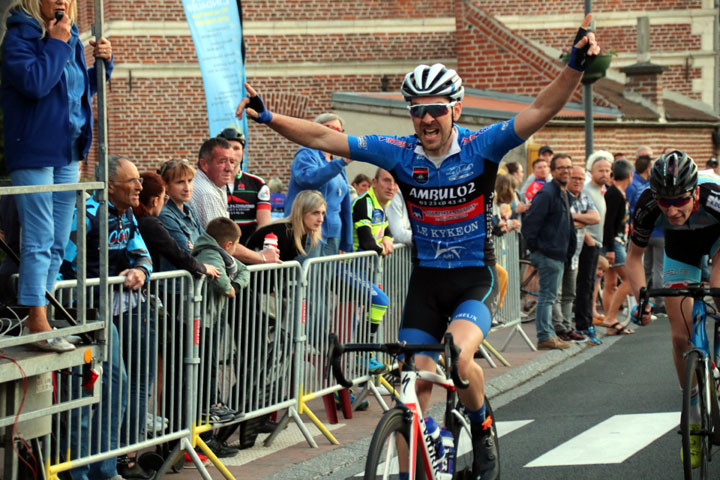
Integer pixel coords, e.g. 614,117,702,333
407,101,456,119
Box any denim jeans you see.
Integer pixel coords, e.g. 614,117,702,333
69,323,128,480
552,263,578,334
116,301,157,446
530,251,565,343
10,161,78,306
306,236,341,258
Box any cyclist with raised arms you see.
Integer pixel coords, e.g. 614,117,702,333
237,15,600,479
627,150,720,468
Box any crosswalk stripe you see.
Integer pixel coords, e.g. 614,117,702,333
525,412,680,467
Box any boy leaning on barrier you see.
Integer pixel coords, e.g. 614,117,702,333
191,216,250,457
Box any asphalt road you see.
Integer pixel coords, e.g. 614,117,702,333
270,317,720,480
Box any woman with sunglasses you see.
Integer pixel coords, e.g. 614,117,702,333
284,113,353,256
1,0,112,351
627,151,720,466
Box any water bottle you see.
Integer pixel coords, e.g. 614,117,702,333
423,417,444,465
263,232,279,251
440,427,454,473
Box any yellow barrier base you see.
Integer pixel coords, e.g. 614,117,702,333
193,421,236,479
298,390,340,445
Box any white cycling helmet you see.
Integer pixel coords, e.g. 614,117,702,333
401,63,464,102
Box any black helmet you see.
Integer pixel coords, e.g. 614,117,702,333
649,150,698,197
217,127,246,147
400,63,464,102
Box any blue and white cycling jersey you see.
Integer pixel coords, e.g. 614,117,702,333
348,119,524,269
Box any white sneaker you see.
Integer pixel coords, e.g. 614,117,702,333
146,413,168,433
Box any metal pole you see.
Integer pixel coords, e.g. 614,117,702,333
714,0,719,116
93,0,109,348
583,0,594,157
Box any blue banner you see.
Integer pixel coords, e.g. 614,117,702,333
182,0,247,144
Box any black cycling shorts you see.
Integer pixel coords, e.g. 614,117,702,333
400,265,498,344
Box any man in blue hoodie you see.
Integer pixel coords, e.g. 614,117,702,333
521,153,577,350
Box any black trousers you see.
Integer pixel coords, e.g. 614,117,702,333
574,243,600,331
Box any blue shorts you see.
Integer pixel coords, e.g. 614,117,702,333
663,224,720,287
603,239,626,267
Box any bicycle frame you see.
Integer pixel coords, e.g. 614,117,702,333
395,359,467,480
327,333,471,480
640,285,720,444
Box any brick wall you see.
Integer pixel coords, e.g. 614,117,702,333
518,24,702,55
76,0,717,185
532,125,716,165
473,0,703,15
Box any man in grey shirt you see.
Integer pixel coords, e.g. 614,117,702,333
574,151,611,345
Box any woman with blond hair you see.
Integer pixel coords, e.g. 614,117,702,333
1,0,112,351
246,190,326,261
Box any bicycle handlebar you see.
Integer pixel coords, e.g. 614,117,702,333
325,332,470,390
637,284,720,324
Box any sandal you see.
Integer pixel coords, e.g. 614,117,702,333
604,322,634,335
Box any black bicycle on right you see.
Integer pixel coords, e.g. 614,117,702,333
639,284,720,479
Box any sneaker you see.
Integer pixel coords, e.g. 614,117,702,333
582,326,602,346
368,356,387,375
184,451,211,468
334,389,369,411
556,331,571,342
471,418,499,480
145,413,168,434
204,436,239,458
568,330,587,342
680,423,702,469
537,337,571,350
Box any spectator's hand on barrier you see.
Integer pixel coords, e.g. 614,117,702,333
381,237,394,256
90,37,112,61
47,11,71,42
120,268,146,290
226,288,236,299
236,83,273,124
606,251,615,265
511,219,521,231
260,247,282,264
204,264,221,279
567,14,600,72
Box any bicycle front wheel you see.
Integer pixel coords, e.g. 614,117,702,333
681,350,711,480
365,408,426,480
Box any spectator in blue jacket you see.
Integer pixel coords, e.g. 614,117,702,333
284,113,353,256
521,153,577,350
0,0,112,351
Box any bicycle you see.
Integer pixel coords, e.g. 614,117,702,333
639,283,720,479
519,259,538,323
327,332,499,479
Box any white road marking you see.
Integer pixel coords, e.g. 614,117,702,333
525,412,680,467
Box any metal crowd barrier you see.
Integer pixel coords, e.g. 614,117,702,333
295,251,378,445
488,231,536,360
192,261,304,474
17,238,531,479
45,271,208,478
